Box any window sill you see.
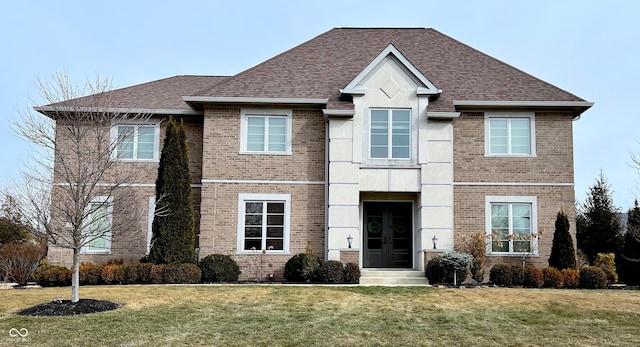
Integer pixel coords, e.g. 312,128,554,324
236,251,291,255
487,253,539,257
360,164,420,169
239,151,291,156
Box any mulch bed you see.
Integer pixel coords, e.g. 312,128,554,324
16,299,121,316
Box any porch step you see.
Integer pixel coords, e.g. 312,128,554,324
359,269,429,286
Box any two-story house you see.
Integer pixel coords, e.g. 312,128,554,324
41,28,592,283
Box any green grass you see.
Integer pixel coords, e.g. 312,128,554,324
1,285,639,346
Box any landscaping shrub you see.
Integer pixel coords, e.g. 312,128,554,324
101,264,125,284
284,253,321,282
579,266,607,289
0,241,46,285
32,260,71,287
199,254,240,283
125,262,153,284
594,253,618,284
319,260,344,283
562,268,580,288
439,252,472,285
425,256,444,284
343,262,361,284
542,267,564,288
490,263,523,286
490,264,513,286
162,263,202,284
105,258,124,265
510,264,525,286
468,232,487,283
522,266,543,288
79,262,102,285
548,210,577,270
150,264,166,284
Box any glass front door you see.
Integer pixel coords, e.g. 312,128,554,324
363,202,412,268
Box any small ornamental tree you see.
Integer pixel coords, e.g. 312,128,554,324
149,117,196,264
439,252,472,286
548,210,577,270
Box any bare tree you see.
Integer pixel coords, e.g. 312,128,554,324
12,72,151,302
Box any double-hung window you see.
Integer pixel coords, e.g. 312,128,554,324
485,112,535,156
112,123,160,161
370,109,411,159
237,194,290,253
241,109,292,154
486,196,537,254
82,197,113,254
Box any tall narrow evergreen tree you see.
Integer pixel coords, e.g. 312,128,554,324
548,210,577,270
149,117,196,264
620,200,640,284
576,173,624,263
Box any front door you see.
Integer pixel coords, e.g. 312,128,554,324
363,202,412,268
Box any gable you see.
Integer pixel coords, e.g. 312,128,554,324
341,44,441,98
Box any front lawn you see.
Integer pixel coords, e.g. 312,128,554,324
1,285,639,346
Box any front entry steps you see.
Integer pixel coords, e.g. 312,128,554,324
359,269,429,286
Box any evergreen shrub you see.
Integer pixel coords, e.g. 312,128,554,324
79,262,102,285
425,256,444,284
594,253,618,284
319,260,344,283
562,268,580,288
522,266,543,288
542,267,564,288
284,253,321,282
199,254,240,283
343,263,361,283
579,266,607,289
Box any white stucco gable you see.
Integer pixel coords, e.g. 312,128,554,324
341,44,442,98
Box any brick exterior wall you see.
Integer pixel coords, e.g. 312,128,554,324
199,107,326,280
47,116,204,266
452,112,577,279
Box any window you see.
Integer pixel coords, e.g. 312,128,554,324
370,109,411,159
241,109,292,154
82,197,113,254
237,194,290,253
485,112,535,156
485,196,538,254
112,124,160,161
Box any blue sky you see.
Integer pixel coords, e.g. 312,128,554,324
1,0,638,208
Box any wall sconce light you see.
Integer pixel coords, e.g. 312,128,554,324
347,234,353,248
432,235,438,249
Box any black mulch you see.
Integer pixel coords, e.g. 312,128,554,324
16,299,121,316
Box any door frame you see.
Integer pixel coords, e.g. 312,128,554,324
361,199,415,269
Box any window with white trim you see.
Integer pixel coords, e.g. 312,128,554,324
82,196,113,254
370,109,411,159
485,112,535,156
240,109,292,154
485,196,538,254
111,123,160,161
237,194,290,253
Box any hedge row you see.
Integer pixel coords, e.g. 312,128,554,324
489,264,608,289
32,260,203,287
283,253,361,283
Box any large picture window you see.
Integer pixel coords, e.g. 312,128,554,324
237,194,290,253
241,109,292,155
370,109,411,159
112,123,160,161
485,112,535,156
485,196,538,254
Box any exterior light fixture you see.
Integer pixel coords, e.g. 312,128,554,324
432,235,438,249
347,234,353,248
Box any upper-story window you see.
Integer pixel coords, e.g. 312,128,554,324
112,123,160,161
370,109,411,159
485,112,535,156
240,109,292,155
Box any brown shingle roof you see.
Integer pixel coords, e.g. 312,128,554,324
196,28,586,112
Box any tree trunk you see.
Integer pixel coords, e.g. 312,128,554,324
71,248,80,303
